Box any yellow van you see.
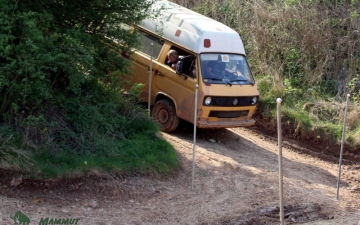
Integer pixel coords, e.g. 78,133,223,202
128,0,259,132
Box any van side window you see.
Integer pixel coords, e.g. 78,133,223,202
178,55,196,78
137,30,164,59
166,46,196,78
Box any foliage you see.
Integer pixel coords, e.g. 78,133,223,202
347,75,360,102
32,90,178,178
0,125,33,170
0,0,179,177
0,0,155,117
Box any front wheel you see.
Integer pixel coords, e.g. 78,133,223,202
152,99,179,133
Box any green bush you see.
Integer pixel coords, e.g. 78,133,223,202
0,0,179,178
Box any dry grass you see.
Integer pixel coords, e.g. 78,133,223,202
0,135,33,170
346,104,360,130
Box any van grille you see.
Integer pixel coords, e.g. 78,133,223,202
203,96,257,107
208,110,249,118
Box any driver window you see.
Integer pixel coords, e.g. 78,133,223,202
164,46,196,78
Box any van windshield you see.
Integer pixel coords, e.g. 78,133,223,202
200,54,255,85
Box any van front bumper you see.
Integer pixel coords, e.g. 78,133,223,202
197,118,255,128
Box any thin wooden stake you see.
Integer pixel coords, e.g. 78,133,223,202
336,94,350,200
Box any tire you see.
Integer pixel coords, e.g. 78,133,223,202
152,99,180,132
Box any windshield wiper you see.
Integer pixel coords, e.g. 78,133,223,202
229,79,249,82
224,80,232,86
204,78,223,81
231,79,255,86
204,78,232,86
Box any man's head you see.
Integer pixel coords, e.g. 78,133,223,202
167,50,179,63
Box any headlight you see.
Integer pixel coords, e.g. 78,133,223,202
204,97,212,105
251,96,258,105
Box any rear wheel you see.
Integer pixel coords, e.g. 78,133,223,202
152,99,179,132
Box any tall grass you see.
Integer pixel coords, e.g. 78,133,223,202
34,132,178,178
0,127,33,171
0,81,178,178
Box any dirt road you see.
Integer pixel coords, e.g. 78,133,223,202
1,125,359,225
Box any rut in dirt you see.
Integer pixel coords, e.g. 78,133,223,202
208,203,331,225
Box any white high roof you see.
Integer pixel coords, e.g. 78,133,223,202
140,0,246,55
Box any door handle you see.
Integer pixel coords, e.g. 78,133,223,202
157,72,164,77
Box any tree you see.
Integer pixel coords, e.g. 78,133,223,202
0,0,155,117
